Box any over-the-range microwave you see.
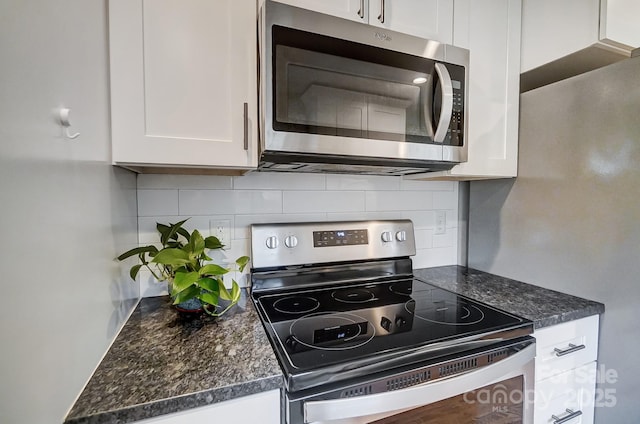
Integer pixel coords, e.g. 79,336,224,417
258,0,469,176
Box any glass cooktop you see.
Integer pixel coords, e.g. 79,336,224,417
253,278,531,386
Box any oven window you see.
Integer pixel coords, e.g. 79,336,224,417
272,25,465,146
370,376,524,424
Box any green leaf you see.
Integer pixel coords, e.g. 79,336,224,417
204,236,224,250
188,230,205,257
129,264,143,281
176,226,191,241
156,223,171,244
152,248,192,267
172,285,200,305
197,277,219,293
199,264,229,276
235,256,250,272
172,271,200,293
161,219,189,245
116,245,158,261
230,280,241,302
198,291,219,307
218,280,232,301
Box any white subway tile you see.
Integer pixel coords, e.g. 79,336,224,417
400,179,455,191
394,211,436,229
433,229,456,248
234,172,325,190
433,190,457,210
179,190,282,215
137,174,232,189
283,191,365,213
414,229,434,249
235,213,327,239
138,215,225,243
365,191,433,211
326,211,398,221
412,246,457,269
139,270,168,298
326,174,400,191
138,190,179,216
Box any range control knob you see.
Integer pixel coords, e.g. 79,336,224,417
381,231,393,243
284,235,298,248
395,316,407,329
396,230,407,242
265,236,279,249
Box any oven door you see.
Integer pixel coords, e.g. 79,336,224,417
286,339,535,424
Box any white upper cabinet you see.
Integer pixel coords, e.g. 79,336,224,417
600,0,640,49
368,0,453,43
521,0,640,74
406,0,522,180
275,0,454,43
109,0,258,172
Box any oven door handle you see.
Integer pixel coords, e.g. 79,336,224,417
304,344,535,423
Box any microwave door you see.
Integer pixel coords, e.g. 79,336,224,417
432,63,454,144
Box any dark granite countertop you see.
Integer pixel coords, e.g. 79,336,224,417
65,291,283,424
66,266,604,423
414,266,604,329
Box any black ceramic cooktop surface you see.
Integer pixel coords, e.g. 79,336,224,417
253,278,529,375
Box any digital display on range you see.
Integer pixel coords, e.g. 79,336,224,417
313,322,368,344
313,229,369,247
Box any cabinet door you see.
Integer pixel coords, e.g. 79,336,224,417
600,0,640,49
274,0,367,22
534,362,596,424
405,0,521,180
135,390,281,423
109,0,257,169
369,0,453,43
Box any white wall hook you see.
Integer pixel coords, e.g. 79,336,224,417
58,107,80,139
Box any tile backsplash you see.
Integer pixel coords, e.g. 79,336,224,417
136,172,459,297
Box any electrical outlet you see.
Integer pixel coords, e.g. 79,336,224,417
435,211,446,235
209,219,231,247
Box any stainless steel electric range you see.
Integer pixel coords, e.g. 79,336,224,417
250,220,535,424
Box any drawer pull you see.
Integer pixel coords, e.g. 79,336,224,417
552,408,582,423
554,343,585,357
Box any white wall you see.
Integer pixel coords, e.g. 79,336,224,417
0,1,138,423
137,173,460,296
469,56,640,423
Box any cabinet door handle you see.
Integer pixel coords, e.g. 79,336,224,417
243,102,249,151
552,408,582,424
554,343,586,357
357,0,365,19
377,0,385,23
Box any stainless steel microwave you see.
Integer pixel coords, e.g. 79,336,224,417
258,0,469,176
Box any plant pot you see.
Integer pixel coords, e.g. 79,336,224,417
173,297,204,314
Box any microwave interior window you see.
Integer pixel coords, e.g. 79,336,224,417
272,25,464,146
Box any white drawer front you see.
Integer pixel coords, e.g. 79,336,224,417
534,362,596,424
534,315,599,381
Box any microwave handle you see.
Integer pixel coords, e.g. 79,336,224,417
433,63,454,143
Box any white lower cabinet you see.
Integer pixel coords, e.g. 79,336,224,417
535,363,596,424
134,390,281,424
533,315,600,424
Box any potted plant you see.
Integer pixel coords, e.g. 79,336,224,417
117,219,249,316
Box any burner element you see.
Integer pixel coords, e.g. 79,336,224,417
288,312,375,351
331,288,375,303
389,282,413,296
407,300,485,325
273,296,320,314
